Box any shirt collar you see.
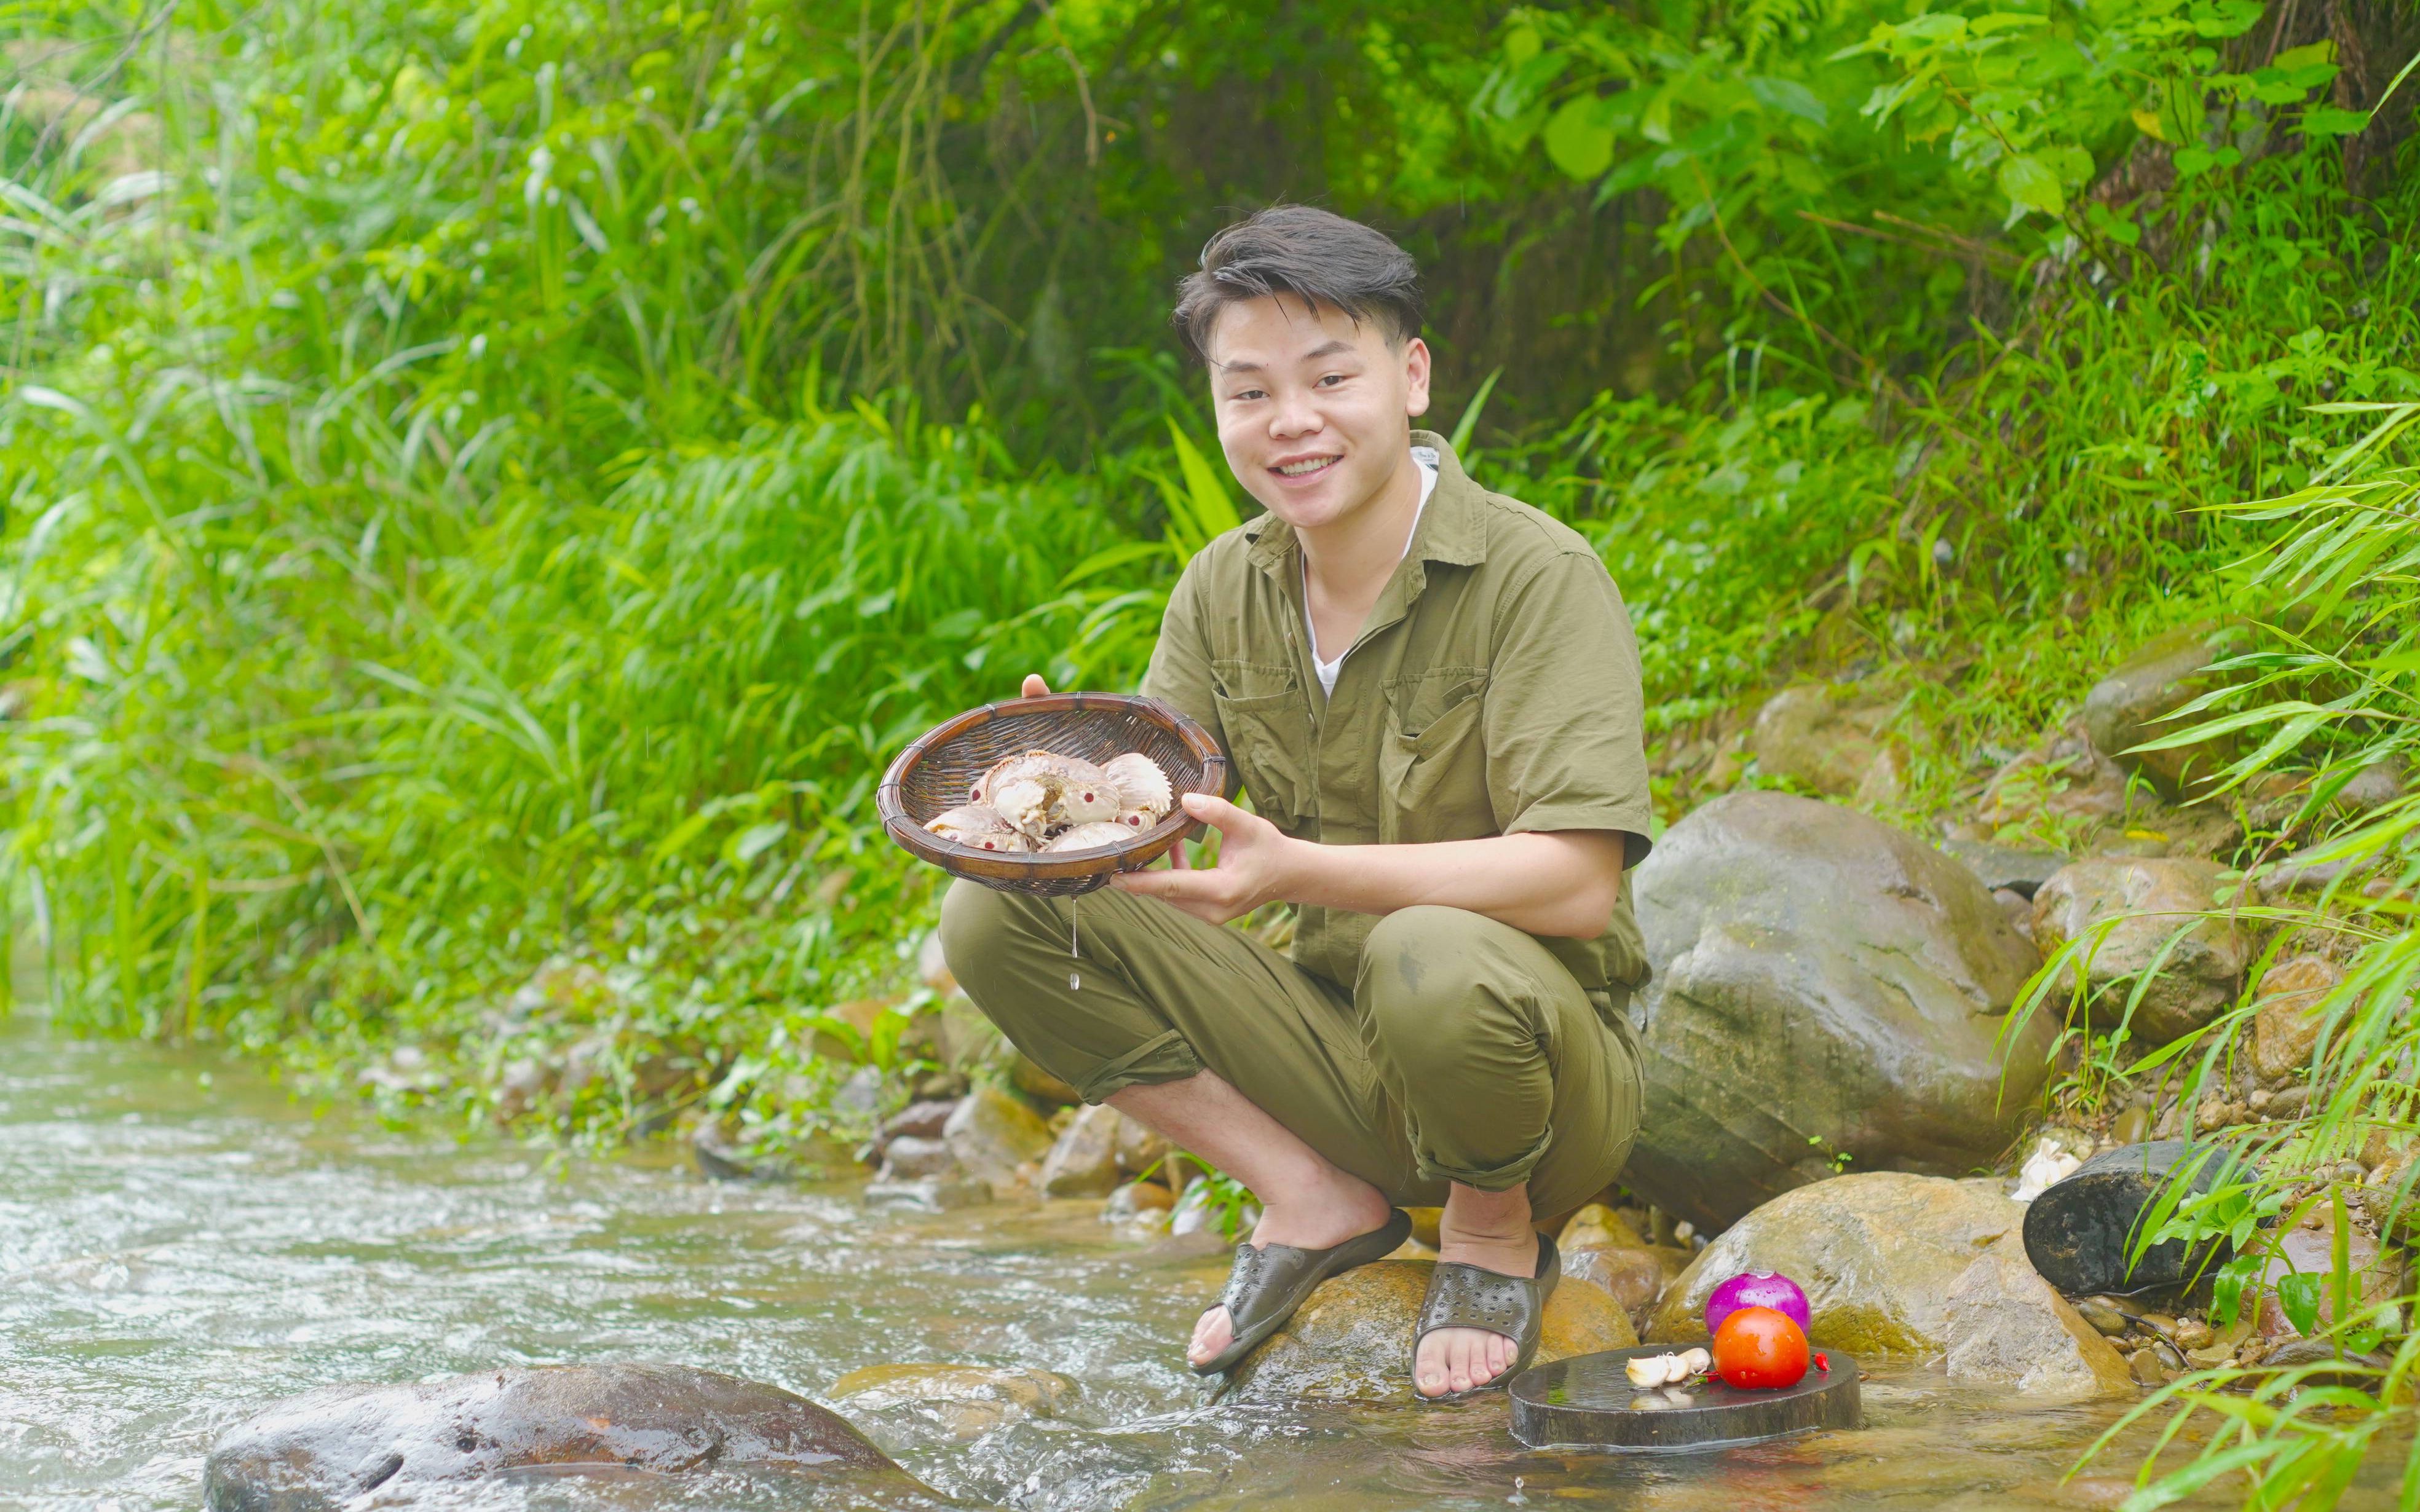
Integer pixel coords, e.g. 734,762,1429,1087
1243,429,1489,573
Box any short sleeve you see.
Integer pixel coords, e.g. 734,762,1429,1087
1139,554,1237,797
1484,551,1655,867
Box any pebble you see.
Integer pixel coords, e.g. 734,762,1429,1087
880,1135,958,1179
2110,1105,2151,1145
2172,1317,2212,1350
882,1100,959,1143
2126,1347,2171,1386
864,1176,993,1212
2072,1296,2130,1336
1102,1179,1174,1224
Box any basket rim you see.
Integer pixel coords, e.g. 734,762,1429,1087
877,691,1227,881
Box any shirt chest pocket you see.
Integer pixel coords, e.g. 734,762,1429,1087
1377,669,1489,845
1211,660,1313,827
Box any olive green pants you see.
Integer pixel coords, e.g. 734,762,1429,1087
938,881,1643,1219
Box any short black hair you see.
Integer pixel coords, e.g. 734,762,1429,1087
1171,205,1422,366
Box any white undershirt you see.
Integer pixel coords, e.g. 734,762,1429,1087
1306,447,1439,697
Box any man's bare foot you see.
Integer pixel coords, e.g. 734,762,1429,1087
1185,1168,1391,1368
1415,1183,1538,1398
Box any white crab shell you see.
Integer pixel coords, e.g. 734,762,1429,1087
991,777,1058,838
1045,821,1134,853
925,805,1029,852
1053,764,1122,825
1102,752,1174,819
967,749,1061,807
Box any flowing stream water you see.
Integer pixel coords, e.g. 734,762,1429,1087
0,1011,2337,1510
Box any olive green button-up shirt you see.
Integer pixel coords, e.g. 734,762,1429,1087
1140,430,1655,998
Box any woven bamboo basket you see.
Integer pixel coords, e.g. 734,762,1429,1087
878,693,1227,896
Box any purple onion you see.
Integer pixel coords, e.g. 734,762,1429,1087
1704,1269,1811,1336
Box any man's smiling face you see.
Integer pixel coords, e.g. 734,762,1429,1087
1204,293,1431,535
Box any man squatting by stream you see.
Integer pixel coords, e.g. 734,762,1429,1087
942,207,1652,1401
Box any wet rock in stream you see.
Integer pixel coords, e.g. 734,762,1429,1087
203,1364,919,1510
1222,1259,1634,1404
1656,1170,2133,1396
1941,1250,2135,1398
1039,1103,1127,1197
944,1085,1054,1191
826,1363,1077,1446
864,1174,995,1211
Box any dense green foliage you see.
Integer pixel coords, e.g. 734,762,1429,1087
0,0,2410,1085
3,0,2418,1500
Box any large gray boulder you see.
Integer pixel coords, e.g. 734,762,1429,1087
1624,792,2056,1231
203,1364,912,1510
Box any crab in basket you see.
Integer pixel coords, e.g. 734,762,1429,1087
923,749,1176,853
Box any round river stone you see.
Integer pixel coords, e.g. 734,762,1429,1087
203,1363,912,1510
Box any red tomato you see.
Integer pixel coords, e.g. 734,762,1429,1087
1712,1305,1810,1390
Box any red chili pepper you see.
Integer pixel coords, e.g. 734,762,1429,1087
1814,1352,1830,1372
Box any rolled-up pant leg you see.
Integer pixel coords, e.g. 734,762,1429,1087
939,881,1639,1213
938,879,1417,1199
1356,905,1643,1220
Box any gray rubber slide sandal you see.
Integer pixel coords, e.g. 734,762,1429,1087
1190,1208,1414,1376
1412,1229,1561,1403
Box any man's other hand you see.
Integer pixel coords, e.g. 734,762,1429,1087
1110,792,1289,926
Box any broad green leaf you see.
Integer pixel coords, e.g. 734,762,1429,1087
2303,107,2371,136
1894,13,1969,42
1996,152,2065,218
2252,73,2319,106
2277,1272,2323,1337
1505,25,1541,65
1640,89,1673,145
1544,95,1619,180
2189,0,2264,38
2274,39,2335,70
1746,75,1828,126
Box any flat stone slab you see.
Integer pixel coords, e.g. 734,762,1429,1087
1509,1344,1861,1452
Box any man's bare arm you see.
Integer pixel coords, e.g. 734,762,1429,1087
1111,792,1624,938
